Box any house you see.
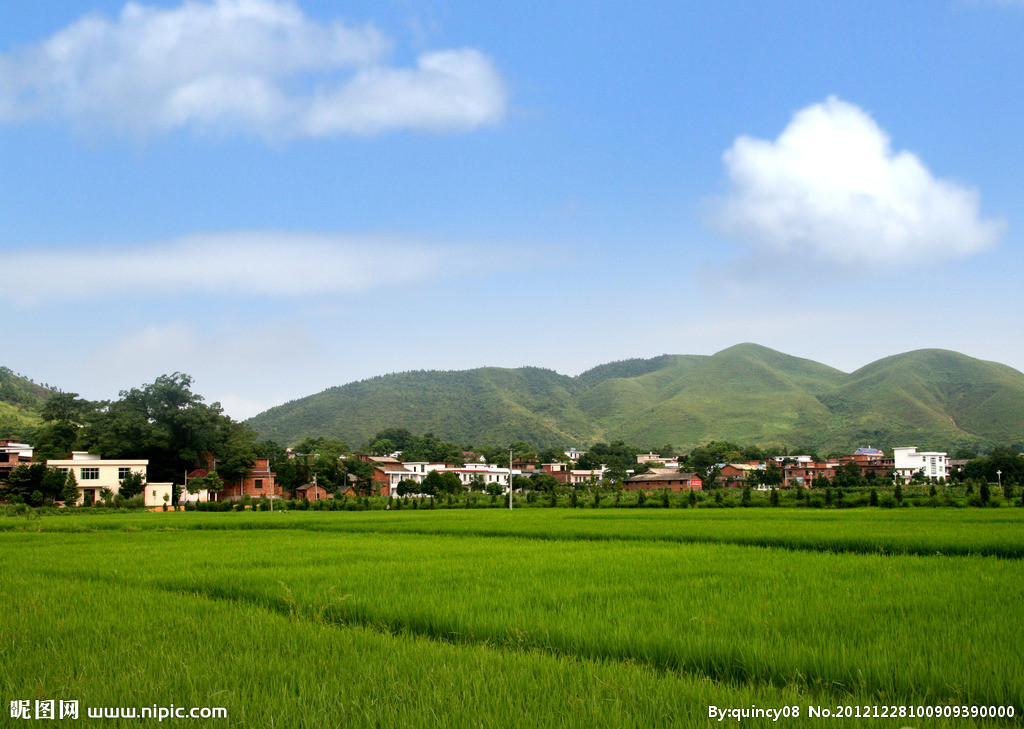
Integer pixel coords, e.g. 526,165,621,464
719,463,759,488
187,457,280,501
564,447,585,462
295,482,329,501
782,461,837,488
381,461,524,498
45,451,170,506
893,447,948,482
0,439,33,481
539,462,608,486
835,448,893,480
358,455,407,496
47,452,148,505
446,464,522,490
623,469,702,491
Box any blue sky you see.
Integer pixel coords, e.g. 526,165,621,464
2,0,1022,419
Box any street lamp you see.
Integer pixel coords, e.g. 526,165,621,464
997,470,1002,489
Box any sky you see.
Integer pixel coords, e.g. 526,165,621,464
2,0,1023,419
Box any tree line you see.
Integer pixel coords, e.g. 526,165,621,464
4,373,1022,506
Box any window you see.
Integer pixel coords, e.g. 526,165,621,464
81,467,99,480
254,479,263,489
118,467,131,481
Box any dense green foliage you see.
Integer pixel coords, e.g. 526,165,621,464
27,373,256,484
1,509,1021,727
246,345,1024,452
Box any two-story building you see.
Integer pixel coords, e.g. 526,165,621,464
893,447,948,482
46,452,172,506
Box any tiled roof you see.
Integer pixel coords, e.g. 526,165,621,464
625,471,700,483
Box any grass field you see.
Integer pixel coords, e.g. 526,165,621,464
2,508,1021,727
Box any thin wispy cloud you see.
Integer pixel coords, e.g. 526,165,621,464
5,231,487,305
708,96,1004,266
0,0,507,139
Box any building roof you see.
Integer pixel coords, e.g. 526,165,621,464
295,483,324,492
854,447,884,455
625,471,701,483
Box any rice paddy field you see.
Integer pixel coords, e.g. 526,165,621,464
2,508,1022,727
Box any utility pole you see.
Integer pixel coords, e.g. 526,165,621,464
509,448,514,510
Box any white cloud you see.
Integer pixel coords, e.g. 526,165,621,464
87,320,329,418
709,96,1004,265
5,231,482,305
0,0,506,138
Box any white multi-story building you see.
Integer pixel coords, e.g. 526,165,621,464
383,461,523,497
893,447,947,482
46,451,171,506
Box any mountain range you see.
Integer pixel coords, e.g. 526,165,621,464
245,344,1024,452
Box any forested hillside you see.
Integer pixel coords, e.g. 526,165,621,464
0,367,55,438
247,344,1024,452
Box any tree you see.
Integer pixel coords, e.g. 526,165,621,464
833,461,865,490
341,457,375,496
2,464,74,505
396,478,420,497
685,446,723,490
963,447,1024,485
32,392,94,460
421,470,445,496
762,464,783,488
61,471,79,504
368,438,395,456
810,475,831,490
186,470,223,496
118,471,145,499
77,373,256,484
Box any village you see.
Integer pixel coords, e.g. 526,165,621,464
0,435,953,507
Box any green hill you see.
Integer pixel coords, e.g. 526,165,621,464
246,344,1024,452
0,367,55,438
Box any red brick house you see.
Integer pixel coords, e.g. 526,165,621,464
190,457,280,500
295,482,329,501
719,463,759,488
782,461,836,488
623,469,703,491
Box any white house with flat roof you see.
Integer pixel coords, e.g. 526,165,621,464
47,452,149,505
893,447,947,482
